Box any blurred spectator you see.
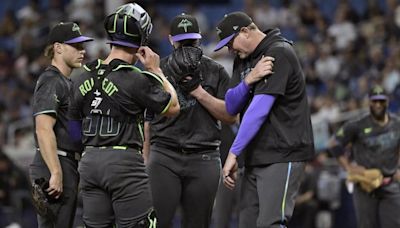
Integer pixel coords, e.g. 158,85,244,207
327,3,357,51
67,0,95,24
314,43,341,82
252,1,279,30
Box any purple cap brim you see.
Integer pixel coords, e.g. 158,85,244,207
370,95,388,100
106,40,139,48
171,33,202,42
214,33,236,52
65,36,94,44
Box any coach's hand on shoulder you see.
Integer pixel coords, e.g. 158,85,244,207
223,152,238,190
136,46,162,75
245,56,274,86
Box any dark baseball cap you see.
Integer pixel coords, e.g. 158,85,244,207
369,85,388,100
48,22,93,45
214,12,253,51
170,13,202,42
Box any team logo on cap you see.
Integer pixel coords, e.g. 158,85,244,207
336,127,344,137
233,26,239,30
216,27,222,35
177,19,192,32
373,86,384,94
72,23,82,35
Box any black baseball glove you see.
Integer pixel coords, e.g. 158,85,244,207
178,69,202,93
31,178,61,221
167,46,203,82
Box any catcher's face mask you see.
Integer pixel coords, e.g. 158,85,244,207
104,3,153,48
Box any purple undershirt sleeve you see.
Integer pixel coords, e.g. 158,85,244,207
230,94,276,156
68,120,82,143
225,81,251,115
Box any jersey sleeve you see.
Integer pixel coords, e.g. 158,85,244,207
134,72,172,115
32,75,62,117
216,66,230,100
253,47,290,96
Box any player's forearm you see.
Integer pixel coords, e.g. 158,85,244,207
154,70,180,117
36,128,62,175
163,80,180,116
225,81,250,115
191,86,236,124
338,155,355,173
230,95,275,156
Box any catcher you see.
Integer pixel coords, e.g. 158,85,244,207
329,85,400,228
143,13,271,228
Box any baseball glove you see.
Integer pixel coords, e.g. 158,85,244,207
31,178,60,221
167,46,203,82
178,69,202,93
347,168,383,193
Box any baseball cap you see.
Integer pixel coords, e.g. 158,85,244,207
214,12,253,51
170,13,202,42
48,22,93,45
369,85,388,100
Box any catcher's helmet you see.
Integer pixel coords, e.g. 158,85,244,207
104,3,153,48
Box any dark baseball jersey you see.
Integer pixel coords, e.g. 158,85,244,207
32,65,83,154
334,113,400,176
147,55,230,149
69,59,172,148
229,28,315,166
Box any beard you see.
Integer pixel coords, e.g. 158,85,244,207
370,106,387,121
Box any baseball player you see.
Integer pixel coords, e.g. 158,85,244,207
68,3,179,228
214,12,315,228
29,22,93,228
143,13,241,228
329,85,400,228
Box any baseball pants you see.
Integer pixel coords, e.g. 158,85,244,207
79,147,154,228
147,145,221,228
29,151,79,228
239,161,306,228
353,180,400,228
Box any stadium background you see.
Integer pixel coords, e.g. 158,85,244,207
0,0,399,227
